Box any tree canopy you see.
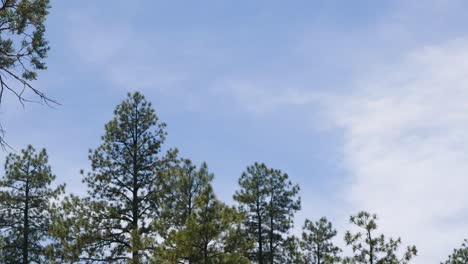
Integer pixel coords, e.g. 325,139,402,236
234,162,301,264
0,0,55,146
343,211,417,264
0,145,64,263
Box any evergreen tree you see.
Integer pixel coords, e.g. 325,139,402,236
343,211,417,264
71,92,172,263
156,161,252,263
0,0,56,146
46,195,93,263
301,217,341,264
234,162,301,264
442,239,468,264
0,145,64,263
161,186,251,264
280,236,305,264
157,158,213,235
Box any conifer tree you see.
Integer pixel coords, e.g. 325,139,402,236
73,92,173,263
159,186,251,264
343,211,417,264
158,158,214,235
46,195,98,263
156,160,251,263
0,145,64,263
280,236,305,264
0,0,56,146
301,217,341,264
234,162,301,264
442,239,468,264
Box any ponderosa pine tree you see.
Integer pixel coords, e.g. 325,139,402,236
234,162,301,264
0,145,64,263
0,0,56,146
158,185,251,263
46,195,98,263
442,239,468,264
301,217,341,264
157,158,214,235
75,92,173,263
343,211,417,264
155,158,213,262
280,236,305,264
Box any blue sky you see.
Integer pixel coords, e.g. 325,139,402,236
2,1,468,262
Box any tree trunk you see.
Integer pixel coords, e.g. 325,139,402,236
368,230,373,264
269,216,274,264
317,244,321,264
132,105,140,264
258,211,263,264
22,178,29,264
132,168,140,264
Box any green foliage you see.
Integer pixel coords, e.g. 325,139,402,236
442,239,468,264
301,217,341,264
158,185,252,263
0,145,64,263
0,0,54,145
343,211,417,264
155,159,252,263
51,92,173,263
234,162,301,264
280,236,305,264
157,158,214,236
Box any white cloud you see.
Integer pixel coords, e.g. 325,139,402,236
220,38,468,263
331,39,468,263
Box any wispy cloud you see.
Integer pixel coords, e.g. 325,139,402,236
219,38,468,263
331,39,468,263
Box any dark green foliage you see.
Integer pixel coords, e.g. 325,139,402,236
343,211,417,264
157,158,214,235
442,239,468,264
234,162,301,264
156,159,252,263
0,0,54,145
280,236,305,264
53,92,173,263
158,185,252,263
47,195,98,263
0,145,64,263
301,217,341,264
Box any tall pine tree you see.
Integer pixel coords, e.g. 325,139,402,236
157,158,213,235
301,217,341,264
159,185,251,263
280,236,305,264
78,92,173,263
0,145,64,263
234,162,300,264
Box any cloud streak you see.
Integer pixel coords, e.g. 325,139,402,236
331,39,468,263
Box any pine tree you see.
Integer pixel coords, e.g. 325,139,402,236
343,211,417,264
280,236,305,264
442,239,468,264
158,158,214,235
70,92,172,263
156,161,252,263
46,195,96,263
301,217,341,264
0,145,64,263
234,162,301,264
0,0,57,146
